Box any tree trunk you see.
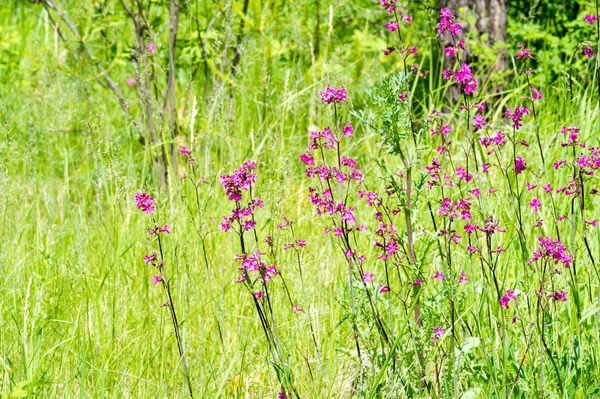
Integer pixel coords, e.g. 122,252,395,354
440,0,507,69
439,0,507,98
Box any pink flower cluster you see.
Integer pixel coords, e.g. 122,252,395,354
319,85,347,104
235,250,277,285
219,160,257,203
499,289,517,309
528,237,573,267
443,63,478,95
585,14,598,24
438,8,461,36
515,44,533,60
135,192,155,215
430,327,445,344
438,197,472,221
505,105,530,130
220,198,264,232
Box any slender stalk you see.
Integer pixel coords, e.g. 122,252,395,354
155,230,193,398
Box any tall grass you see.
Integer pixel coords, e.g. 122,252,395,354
2,1,600,398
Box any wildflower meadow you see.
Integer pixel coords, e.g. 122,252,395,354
3,0,600,397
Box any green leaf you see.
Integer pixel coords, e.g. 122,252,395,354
579,304,600,324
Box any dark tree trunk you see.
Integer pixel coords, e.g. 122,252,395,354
439,0,507,100
439,0,507,70
474,0,508,71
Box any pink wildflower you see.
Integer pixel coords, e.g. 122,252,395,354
144,252,157,265
299,153,315,166
319,85,347,104
343,122,354,138
530,87,542,100
505,105,530,130
515,44,533,60
499,289,517,309
135,192,155,214
551,291,568,301
386,21,399,32
530,198,541,213
253,291,264,300
528,236,572,267
515,156,527,174
152,275,163,286
219,160,257,203
431,270,446,281
378,285,390,294
430,327,445,344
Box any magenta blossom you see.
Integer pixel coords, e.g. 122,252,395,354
146,42,156,54
459,271,468,284
362,273,374,284
454,63,478,95
530,87,542,100
379,285,390,294
148,224,170,236
386,21,399,32
319,85,347,104
529,198,541,212
219,160,257,203
431,270,446,281
144,252,157,265
299,153,315,166
584,48,596,59
253,291,264,300
430,327,445,344
152,275,163,286
127,78,136,86
515,44,533,60
551,291,568,301
343,122,354,138
585,14,598,24
499,289,517,309
505,105,530,130
515,156,527,174
472,114,486,131
135,192,155,215
438,8,461,37
528,236,572,267
444,47,456,59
